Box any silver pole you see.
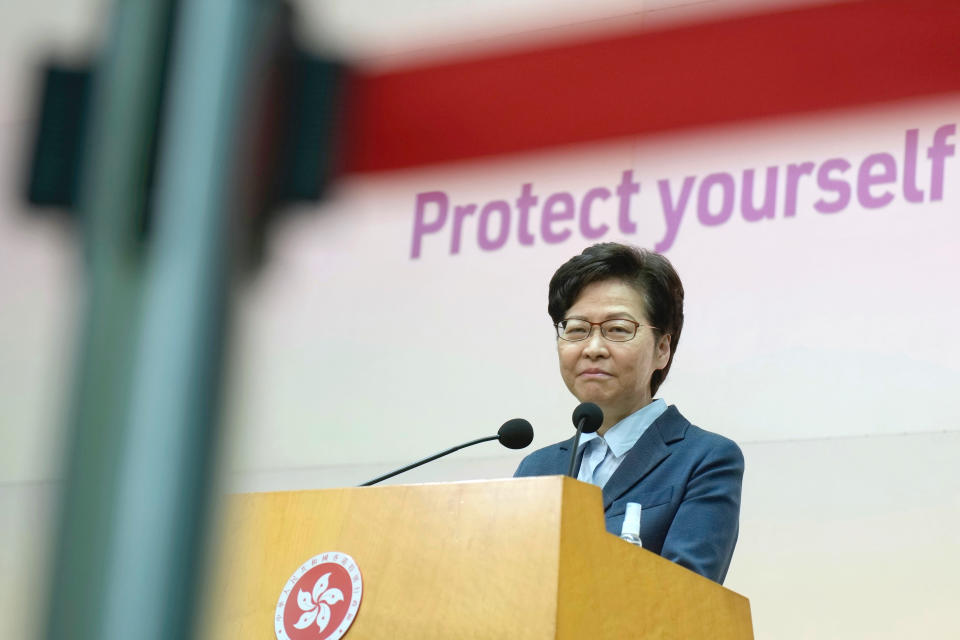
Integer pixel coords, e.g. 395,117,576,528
45,1,176,637
46,0,282,638
98,1,269,638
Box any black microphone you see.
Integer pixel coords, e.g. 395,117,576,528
566,402,604,478
360,418,534,486
498,418,536,449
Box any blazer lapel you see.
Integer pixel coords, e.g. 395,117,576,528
600,405,688,510
552,436,584,476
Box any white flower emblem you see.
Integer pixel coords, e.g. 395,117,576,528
293,572,344,632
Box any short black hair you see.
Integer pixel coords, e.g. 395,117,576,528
548,243,684,396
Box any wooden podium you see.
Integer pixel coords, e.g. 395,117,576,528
202,476,752,639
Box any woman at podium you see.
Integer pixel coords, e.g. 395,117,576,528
514,242,743,585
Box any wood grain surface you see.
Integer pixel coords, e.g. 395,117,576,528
201,476,752,639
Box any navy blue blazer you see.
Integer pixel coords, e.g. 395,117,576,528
514,405,743,584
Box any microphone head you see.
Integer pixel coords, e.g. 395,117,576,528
572,402,604,434
498,418,534,449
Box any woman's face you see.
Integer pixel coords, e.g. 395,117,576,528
557,279,671,432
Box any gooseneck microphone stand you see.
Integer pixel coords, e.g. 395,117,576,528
360,435,499,486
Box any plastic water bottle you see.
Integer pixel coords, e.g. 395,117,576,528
619,502,643,547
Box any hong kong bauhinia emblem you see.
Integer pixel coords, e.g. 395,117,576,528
275,552,362,640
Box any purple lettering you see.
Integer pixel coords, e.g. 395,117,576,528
655,176,695,252
411,191,448,259
784,162,814,217
450,204,476,254
697,172,735,226
928,124,956,201
903,129,924,203
579,187,611,239
541,192,575,244
857,152,896,209
814,158,851,213
741,166,778,222
477,200,511,251
515,183,538,245
616,170,640,234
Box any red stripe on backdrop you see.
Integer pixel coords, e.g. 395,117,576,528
340,0,960,173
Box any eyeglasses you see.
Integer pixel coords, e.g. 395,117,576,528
555,318,658,342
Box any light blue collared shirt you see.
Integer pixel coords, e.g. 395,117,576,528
576,399,668,488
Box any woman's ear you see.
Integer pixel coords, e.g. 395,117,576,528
655,333,671,369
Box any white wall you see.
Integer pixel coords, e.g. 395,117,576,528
224,95,960,465
2,2,958,639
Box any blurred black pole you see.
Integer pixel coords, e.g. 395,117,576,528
26,1,345,638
